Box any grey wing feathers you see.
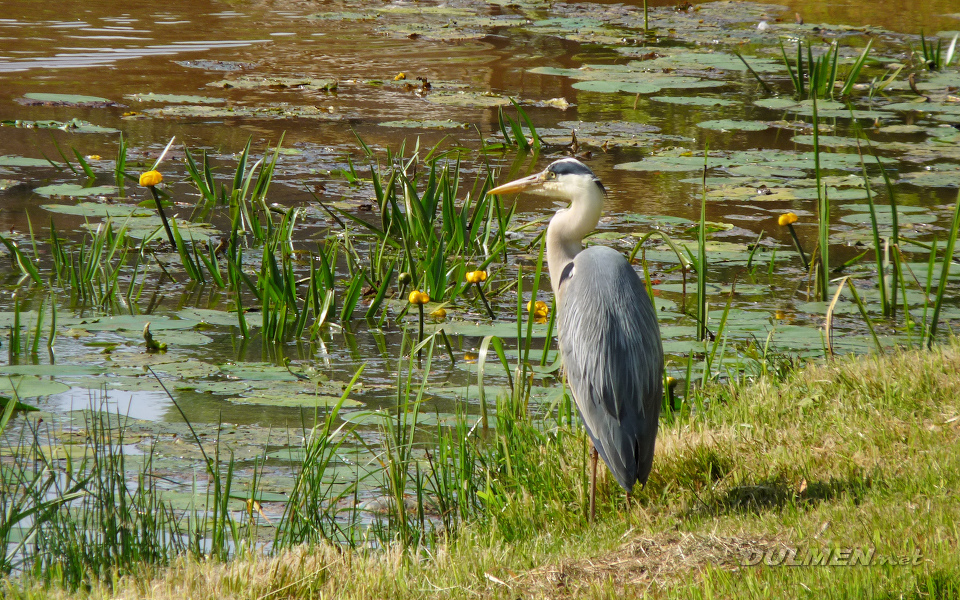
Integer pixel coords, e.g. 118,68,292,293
557,246,664,493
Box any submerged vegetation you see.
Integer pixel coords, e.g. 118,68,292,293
0,0,959,596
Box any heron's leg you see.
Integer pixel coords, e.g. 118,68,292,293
626,491,632,512
589,445,598,523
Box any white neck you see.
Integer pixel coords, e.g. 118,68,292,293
545,181,604,300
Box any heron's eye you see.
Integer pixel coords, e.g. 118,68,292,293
545,171,556,180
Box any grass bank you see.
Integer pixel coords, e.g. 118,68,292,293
8,339,960,599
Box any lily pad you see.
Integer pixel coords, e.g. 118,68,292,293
0,377,71,398
103,217,219,241
41,202,152,218
378,119,469,129
650,96,738,107
227,393,361,408
1,118,119,134
125,93,225,104
75,315,199,332
898,166,960,188
33,184,118,198
424,91,511,107
698,119,770,131
20,93,117,106
209,76,337,91
0,156,57,168
175,308,263,329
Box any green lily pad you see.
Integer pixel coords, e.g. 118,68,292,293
209,76,337,91
0,365,104,377
898,166,960,188
424,321,550,338
1,118,119,134
33,184,118,198
102,217,219,241
75,315,199,332
378,119,469,129
125,93,225,104
650,96,738,107
175,308,263,329
424,91,511,107
41,202,153,218
219,363,302,382
22,93,115,106
0,377,71,398
194,381,253,395
572,80,663,94
227,393,361,408
131,330,214,346
882,101,960,114
838,211,937,226
698,119,770,131
622,49,784,74
0,156,58,168
792,135,864,147
616,155,733,172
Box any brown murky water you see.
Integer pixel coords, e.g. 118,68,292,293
0,0,958,428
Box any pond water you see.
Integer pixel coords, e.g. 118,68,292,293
0,0,959,532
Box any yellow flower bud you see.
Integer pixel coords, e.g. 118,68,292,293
466,270,488,284
394,72,406,81
431,308,447,319
778,212,798,227
139,170,163,187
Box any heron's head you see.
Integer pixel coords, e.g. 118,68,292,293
487,158,606,203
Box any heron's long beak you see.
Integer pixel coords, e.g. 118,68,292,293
486,171,545,196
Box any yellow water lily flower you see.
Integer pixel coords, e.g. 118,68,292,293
466,270,488,284
526,300,549,319
778,212,798,227
408,291,429,305
139,170,163,187
431,308,447,319
394,72,406,81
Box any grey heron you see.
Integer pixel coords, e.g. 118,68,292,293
488,158,664,521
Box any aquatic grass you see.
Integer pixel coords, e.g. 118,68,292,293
733,52,774,95
114,133,128,195
917,31,958,70
377,333,435,548
341,136,514,309
494,100,542,152
275,366,365,549
0,404,85,577
49,218,142,310
839,39,873,97
854,131,901,319
926,190,960,348
812,94,830,301
683,157,709,341
780,39,871,100
0,234,44,286
825,277,883,355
